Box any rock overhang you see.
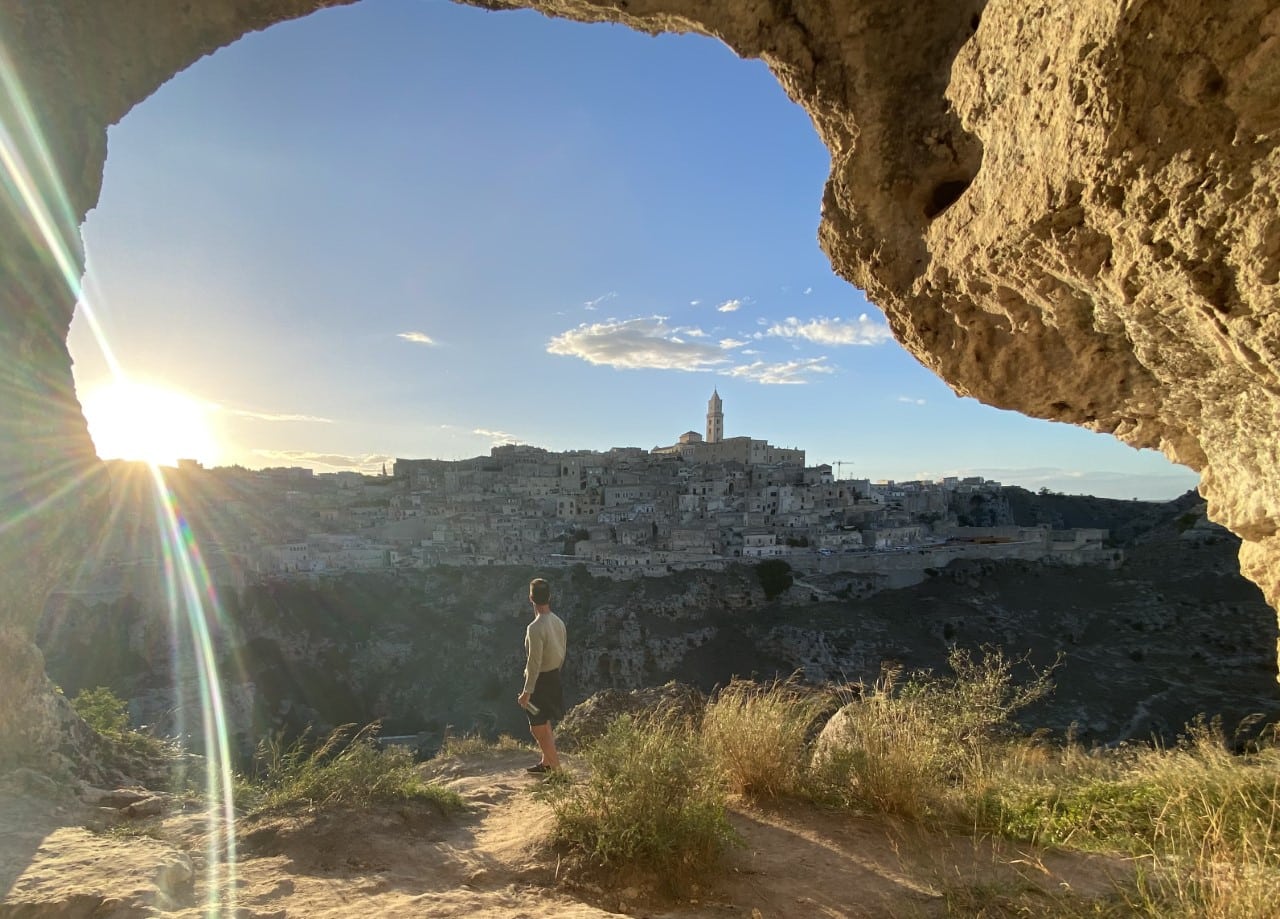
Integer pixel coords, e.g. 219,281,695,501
1,0,1278,763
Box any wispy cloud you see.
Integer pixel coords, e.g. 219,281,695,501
804,287,813,295
689,299,702,307
717,298,743,313
584,291,617,311
548,316,732,371
897,396,926,406
251,449,393,473
721,357,833,385
766,314,892,346
217,406,333,423
473,428,521,445
397,331,436,345
719,338,749,350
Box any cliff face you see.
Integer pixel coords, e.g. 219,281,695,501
37,510,1280,757
2,0,1279,763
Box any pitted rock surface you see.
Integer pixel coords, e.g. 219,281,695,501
556,681,706,752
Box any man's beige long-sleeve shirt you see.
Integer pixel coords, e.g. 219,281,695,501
522,611,567,694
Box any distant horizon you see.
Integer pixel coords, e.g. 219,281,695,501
118,447,1199,504
70,0,1200,506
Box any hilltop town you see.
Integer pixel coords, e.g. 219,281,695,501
73,392,1114,599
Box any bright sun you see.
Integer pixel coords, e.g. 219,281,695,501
80,379,221,468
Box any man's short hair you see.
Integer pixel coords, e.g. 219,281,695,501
530,578,552,606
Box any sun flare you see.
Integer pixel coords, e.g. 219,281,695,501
80,379,220,467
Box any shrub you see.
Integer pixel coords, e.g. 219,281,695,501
70,685,172,762
240,723,462,813
755,559,793,599
701,678,833,799
541,714,739,893
71,686,131,736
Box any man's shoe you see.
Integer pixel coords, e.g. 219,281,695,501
526,762,551,774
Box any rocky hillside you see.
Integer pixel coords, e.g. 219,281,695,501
37,495,1279,760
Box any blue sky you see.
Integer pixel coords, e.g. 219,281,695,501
67,0,1200,500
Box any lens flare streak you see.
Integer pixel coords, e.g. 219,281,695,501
150,465,240,915
0,35,123,378
0,39,85,301
1,33,240,911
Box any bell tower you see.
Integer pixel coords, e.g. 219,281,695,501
706,389,724,443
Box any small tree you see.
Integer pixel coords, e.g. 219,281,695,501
756,559,793,599
71,686,131,736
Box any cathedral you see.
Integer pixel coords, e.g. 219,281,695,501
651,391,805,468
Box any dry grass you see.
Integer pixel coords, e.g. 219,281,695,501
700,677,834,799
538,713,739,895
298,650,1277,918
967,719,1280,917
691,652,1280,917
813,649,1056,820
238,723,462,813
435,732,531,759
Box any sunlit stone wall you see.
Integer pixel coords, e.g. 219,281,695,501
1,0,1277,762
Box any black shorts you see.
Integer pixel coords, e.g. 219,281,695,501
527,668,564,726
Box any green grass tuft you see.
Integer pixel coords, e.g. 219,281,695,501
540,713,740,894
238,723,462,814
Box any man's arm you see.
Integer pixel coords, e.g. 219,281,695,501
522,625,544,695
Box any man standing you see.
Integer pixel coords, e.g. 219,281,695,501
519,577,567,773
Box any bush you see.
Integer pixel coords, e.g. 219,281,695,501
71,686,131,736
70,685,172,762
701,678,833,799
756,559,793,599
541,714,739,893
240,723,462,813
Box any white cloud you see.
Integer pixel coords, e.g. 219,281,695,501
719,338,749,350
766,315,893,346
679,327,709,338
397,331,436,345
547,316,732,371
804,287,813,295
721,357,834,385
897,396,926,406
583,291,617,311
689,299,701,307
717,299,743,313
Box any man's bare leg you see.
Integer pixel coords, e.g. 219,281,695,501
530,722,560,769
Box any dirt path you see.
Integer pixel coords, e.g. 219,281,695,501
0,753,1128,918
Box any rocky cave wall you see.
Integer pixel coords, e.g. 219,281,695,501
1,0,1278,765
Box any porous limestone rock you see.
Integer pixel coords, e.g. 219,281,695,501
555,680,706,752
1,0,1278,766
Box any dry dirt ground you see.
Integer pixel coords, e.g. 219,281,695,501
1,751,1130,918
